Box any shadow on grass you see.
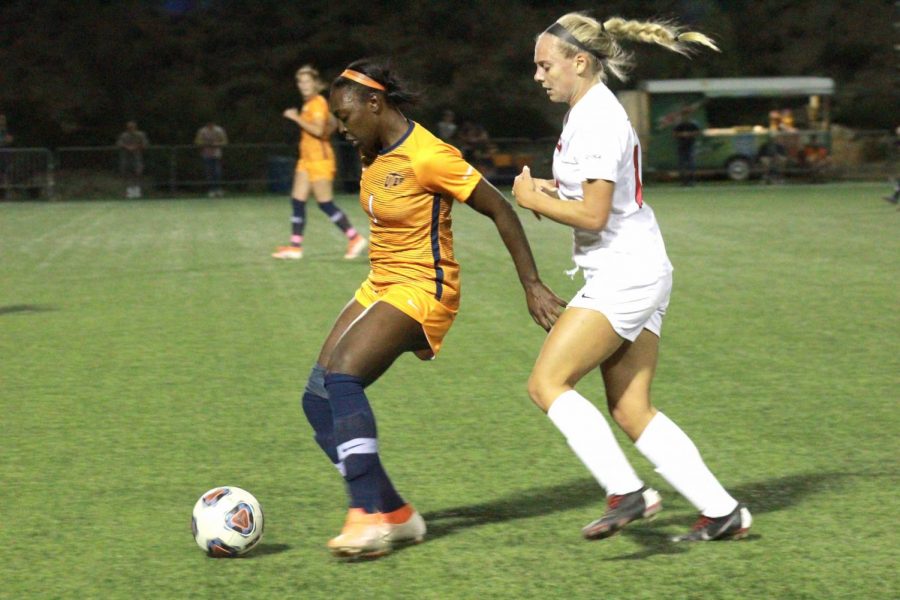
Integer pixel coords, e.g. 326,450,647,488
422,478,600,540
0,304,57,315
420,471,855,561
607,471,856,560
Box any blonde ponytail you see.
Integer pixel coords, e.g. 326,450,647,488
603,17,719,55
548,13,719,83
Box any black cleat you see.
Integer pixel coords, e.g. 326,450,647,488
582,486,662,540
672,503,752,542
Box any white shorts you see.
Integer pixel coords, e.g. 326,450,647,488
567,266,672,342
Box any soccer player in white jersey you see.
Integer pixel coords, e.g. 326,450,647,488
513,12,752,543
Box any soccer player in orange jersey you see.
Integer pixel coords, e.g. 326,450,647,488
272,65,367,260
298,58,565,559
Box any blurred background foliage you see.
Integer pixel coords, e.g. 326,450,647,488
0,0,894,146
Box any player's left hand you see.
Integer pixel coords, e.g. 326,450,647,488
512,166,534,203
513,166,543,220
525,281,567,331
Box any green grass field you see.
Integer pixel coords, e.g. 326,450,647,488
1,183,898,599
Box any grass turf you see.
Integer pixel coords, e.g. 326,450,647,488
1,183,898,599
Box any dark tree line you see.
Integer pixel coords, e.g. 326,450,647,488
0,0,893,147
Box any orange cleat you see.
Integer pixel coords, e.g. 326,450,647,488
327,504,426,559
272,245,303,260
327,508,389,558
383,504,426,546
344,235,367,259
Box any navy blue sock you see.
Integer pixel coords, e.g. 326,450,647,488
317,201,354,234
325,372,405,513
300,364,340,467
291,198,307,238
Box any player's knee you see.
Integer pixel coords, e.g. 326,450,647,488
609,403,633,430
324,354,352,378
324,346,371,382
303,363,327,399
609,400,655,438
301,365,332,437
526,372,555,412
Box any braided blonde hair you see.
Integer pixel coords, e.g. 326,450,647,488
550,13,719,82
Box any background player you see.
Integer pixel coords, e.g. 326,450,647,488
513,12,751,543
300,58,564,559
272,65,366,260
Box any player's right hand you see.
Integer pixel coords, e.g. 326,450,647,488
525,281,566,331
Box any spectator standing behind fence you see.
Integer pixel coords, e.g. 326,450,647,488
458,121,497,178
758,110,787,184
117,121,149,198
195,121,228,197
436,109,458,144
885,125,900,206
0,113,13,198
673,108,701,186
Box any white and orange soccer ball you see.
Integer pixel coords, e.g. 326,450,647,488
191,486,264,557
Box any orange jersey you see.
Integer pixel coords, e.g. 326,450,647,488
298,95,335,162
359,121,482,310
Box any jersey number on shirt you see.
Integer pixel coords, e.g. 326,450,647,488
366,193,379,224
633,144,643,208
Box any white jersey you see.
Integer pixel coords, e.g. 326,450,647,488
553,83,672,277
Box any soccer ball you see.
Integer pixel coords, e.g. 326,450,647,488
191,486,264,557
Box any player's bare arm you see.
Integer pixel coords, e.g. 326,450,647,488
466,178,565,330
514,166,613,231
282,108,326,137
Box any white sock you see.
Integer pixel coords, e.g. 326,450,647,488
547,390,644,496
635,412,738,517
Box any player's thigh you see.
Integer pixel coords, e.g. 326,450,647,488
532,307,624,388
291,168,311,199
601,328,659,415
316,298,367,366
310,178,334,202
326,301,430,385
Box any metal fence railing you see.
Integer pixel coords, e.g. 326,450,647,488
828,129,898,180
0,148,53,199
54,143,302,199
0,131,895,200
51,142,372,199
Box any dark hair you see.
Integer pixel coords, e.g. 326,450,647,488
331,58,419,108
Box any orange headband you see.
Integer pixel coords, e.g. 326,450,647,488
339,69,386,91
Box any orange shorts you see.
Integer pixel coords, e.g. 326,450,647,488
354,279,458,360
296,158,336,181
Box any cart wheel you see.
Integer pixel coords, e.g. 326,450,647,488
726,157,752,181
